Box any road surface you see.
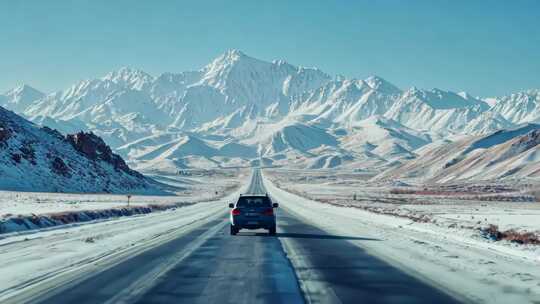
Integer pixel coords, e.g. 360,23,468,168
22,170,462,304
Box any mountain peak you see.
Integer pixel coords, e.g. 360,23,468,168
225,49,247,58
2,84,45,112
401,87,489,111
104,67,153,80
457,91,471,99
213,49,250,65
364,75,401,94
102,67,154,90
403,86,421,98
203,49,258,74
5,84,44,97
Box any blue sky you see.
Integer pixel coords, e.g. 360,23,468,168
1,0,539,96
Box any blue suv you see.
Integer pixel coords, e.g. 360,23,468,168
229,194,278,235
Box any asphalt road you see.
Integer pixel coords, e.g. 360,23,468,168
30,170,462,304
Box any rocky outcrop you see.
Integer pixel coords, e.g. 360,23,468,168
51,156,70,176
0,106,159,193
0,125,11,146
66,132,142,178
514,129,540,150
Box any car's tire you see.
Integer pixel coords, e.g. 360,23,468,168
230,225,238,235
269,226,276,236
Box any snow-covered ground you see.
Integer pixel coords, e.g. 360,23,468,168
268,169,540,234
0,169,245,235
0,177,247,302
0,169,245,217
266,171,540,304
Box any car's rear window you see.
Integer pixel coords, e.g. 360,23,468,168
237,197,270,207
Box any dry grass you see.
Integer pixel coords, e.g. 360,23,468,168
481,224,540,245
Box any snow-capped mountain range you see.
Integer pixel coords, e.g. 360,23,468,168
2,50,540,180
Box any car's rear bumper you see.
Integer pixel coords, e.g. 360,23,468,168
231,216,275,229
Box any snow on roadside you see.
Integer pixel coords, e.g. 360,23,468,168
0,191,181,217
264,172,540,304
267,169,540,243
0,169,243,218
0,187,241,302
0,170,246,239
0,202,194,235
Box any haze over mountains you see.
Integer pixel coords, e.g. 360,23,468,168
1,50,540,181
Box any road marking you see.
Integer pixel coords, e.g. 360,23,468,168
279,236,342,304
103,219,227,304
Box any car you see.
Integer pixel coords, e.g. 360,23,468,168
229,193,279,235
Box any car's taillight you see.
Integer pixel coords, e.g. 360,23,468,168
263,208,274,216
231,208,241,216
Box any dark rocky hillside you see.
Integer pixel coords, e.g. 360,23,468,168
0,106,162,193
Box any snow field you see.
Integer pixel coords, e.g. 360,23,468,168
0,169,244,218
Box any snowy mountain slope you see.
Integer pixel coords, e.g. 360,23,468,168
340,116,431,151
0,106,160,193
307,153,353,169
490,89,540,124
1,85,45,113
463,123,540,153
199,50,331,107
238,118,339,157
373,137,482,182
103,67,155,91
365,75,401,95
217,141,258,158
24,82,170,148
264,123,338,155
123,134,219,162
371,141,416,160
166,50,332,129
29,115,88,135
431,129,540,182
384,88,490,133
289,78,400,126
118,131,257,171
24,79,124,119
169,84,232,130
462,112,514,135
117,133,191,160
374,124,540,182
150,71,203,100
73,89,170,129
197,105,259,134
126,116,347,170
